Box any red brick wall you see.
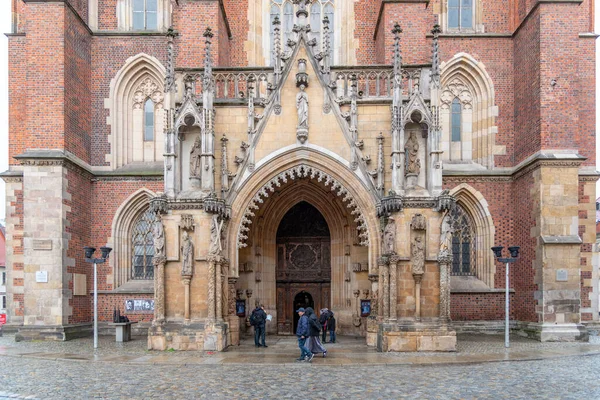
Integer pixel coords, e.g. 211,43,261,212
8,36,26,164
91,37,167,166
25,3,66,152
577,37,596,167
512,171,538,322
440,38,514,168
66,0,88,22
91,180,164,291
98,0,118,31
9,186,24,319
222,0,247,66
513,8,540,165
451,293,512,321
218,3,231,67
98,294,154,322
354,0,381,64
173,0,220,68
64,10,92,163
65,167,93,324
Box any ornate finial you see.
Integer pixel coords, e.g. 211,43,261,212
393,22,403,79
431,24,441,88
273,15,280,26
203,27,214,39
322,16,331,74
165,26,177,92
392,23,402,36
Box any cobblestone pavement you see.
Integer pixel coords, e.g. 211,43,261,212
0,334,599,399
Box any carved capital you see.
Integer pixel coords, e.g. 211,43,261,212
413,273,423,284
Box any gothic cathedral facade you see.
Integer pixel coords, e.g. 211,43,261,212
2,0,597,351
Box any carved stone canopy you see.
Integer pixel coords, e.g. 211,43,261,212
180,214,195,231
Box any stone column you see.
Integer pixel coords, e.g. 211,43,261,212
389,256,399,321
182,275,192,322
216,260,223,322
153,256,167,324
382,263,390,320
228,277,238,316
413,273,423,321
438,254,452,323
377,258,386,318
208,257,216,321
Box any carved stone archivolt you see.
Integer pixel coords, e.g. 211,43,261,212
237,164,370,248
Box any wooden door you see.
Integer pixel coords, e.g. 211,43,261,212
276,238,331,335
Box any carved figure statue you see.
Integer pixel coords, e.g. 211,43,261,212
209,215,224,256
152,214,165,259
296,85,309,129
439,216,453,257
181,231,194,276
411,236,425,275
405,131,421,176
383,218,396,255
190,136,202,178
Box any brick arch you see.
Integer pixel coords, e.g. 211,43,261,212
448,183,496,287
107,188,157,288
227,148,380,278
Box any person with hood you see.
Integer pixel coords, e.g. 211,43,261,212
295,308,313,362
304,307,327,357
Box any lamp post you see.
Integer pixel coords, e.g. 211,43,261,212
491,245,520,348
84,246,112,349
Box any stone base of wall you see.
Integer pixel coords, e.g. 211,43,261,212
516,322,588,342
451,320,507,335
0,323,21,334
15,323,92,342
377,321,457,352
366,316,378,347
227,315,240,346
147,321,229,351
582,321,600,337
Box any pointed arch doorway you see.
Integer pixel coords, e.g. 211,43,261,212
276,201,331,335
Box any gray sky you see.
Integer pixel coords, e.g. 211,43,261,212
0,5,598,223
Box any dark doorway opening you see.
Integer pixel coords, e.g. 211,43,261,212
293,291,314,333
276,201,331,334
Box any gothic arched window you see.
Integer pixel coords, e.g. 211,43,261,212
144,99,155,141
269,0,335,63
133,0,158,30
451,97,461,142
448,204,475,276
131,209,155,280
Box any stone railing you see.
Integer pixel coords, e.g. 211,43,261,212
329,65,430,102
176,65,430,104
177,67,275,103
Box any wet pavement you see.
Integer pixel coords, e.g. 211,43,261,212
0,334,599,398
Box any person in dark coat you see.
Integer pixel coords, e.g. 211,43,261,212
295,308,313,362
304,307,327,357
250,305,268,347
319,308,330,343
328,312,336,343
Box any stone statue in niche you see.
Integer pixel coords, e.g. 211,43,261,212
296,85,309,130
411,236,425,275
439,216,453,257
382,217,396,255
181,230,194,276
190,136,202,178
209,215,224,256
152,214,165,259
405,131,421,176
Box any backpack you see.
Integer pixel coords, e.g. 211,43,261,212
250,309,264,326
